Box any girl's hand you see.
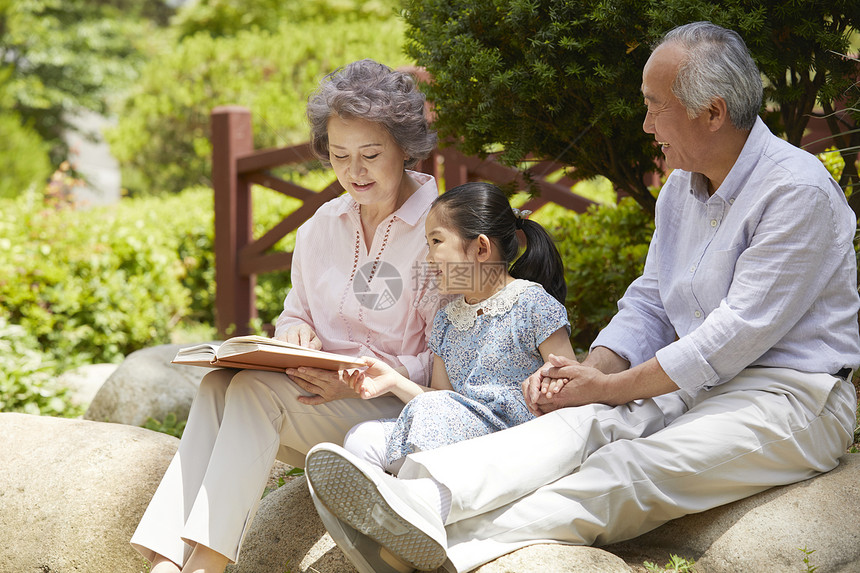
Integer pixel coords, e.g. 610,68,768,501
340,356,408,399
541,376,568,399
522,354,580,416
278,323,322,350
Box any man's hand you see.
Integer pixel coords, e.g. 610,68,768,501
285,366,359,405
524,351,680,416
523,354,613,416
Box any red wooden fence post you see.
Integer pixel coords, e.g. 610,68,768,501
212,106,256,338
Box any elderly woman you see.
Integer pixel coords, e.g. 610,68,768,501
131,59,441,573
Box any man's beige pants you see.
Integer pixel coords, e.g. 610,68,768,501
400,367,857,573
130,368,404,566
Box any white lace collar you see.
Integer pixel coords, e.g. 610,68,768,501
445,279,537,331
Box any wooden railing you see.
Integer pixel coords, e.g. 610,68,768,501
211,105,597,337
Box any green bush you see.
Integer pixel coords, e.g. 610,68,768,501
404,0,860,214
0,188,194,369
106,13,410,195
0,111,52,199
0,314,83,417
0,0,157,163
0,180,305,374
172,0,400,39
549,197,654,351
142,411,186,439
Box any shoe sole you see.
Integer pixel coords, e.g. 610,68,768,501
306,448,446,571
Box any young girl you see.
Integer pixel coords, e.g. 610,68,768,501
341,181,576,474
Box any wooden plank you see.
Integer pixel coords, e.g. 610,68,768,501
236,142,316,173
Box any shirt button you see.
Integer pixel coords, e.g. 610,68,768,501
694,310,702,318
690,265,696,273
710,219,718,227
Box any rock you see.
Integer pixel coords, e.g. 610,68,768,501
227,477,358,573
607,453,860,573
84,343,215,427
51,346,860,573
475,545,633,572
57,362,118,409
229,455,860,573
0,412,178,573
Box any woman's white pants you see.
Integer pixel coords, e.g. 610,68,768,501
399,367,857,573
130,368,404,566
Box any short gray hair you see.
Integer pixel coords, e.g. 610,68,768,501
307,59,437,169
656,21,763,130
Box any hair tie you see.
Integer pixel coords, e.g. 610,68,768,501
512,208,532,228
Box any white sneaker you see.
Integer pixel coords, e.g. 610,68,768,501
306,443,447,572
310,485,416,573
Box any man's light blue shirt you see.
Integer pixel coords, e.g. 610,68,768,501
592,117,860,395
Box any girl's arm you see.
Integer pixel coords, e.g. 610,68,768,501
524,328,578,405
538,328,577,362
344,354,452,404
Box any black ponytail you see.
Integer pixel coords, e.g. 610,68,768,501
431,182,567,304
510,218,567,304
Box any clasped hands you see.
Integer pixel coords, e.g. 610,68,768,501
522,354,611,416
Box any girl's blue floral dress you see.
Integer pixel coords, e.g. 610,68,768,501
381,279,570,466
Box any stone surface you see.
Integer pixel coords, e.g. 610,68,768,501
474,544,633,572
84,343,214,427
607,453,860,573
19,342,856,573
0,412,178,573
227,477,358,573
230,456,860,573
57,362,118,409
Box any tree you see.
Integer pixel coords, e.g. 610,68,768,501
403,0,860,213
0,0,170,163
404,0,661,211
648,1,860,210
107,0,411,195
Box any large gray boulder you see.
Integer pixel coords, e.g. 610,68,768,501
0,412,178,573
475,545,633,572
228,477,356,573
57,362,118,410
84,343,214,427
232,455,860,573
38,344,860,573
607,453,860,573
2,407,856,572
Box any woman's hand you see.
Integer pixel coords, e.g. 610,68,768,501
277,324,322,350
342,356,405,399
285,366,360,405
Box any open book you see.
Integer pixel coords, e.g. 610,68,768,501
172,335,365,372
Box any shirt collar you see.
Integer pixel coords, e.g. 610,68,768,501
332,171,436,226
711,117,769,205
687,117,767,205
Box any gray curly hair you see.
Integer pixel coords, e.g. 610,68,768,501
307,59,437,169
656,21,763,130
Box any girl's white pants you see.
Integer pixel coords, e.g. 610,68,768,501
130,367,404,566
398,367,857,573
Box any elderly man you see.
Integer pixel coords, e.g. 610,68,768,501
304,21,860,573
